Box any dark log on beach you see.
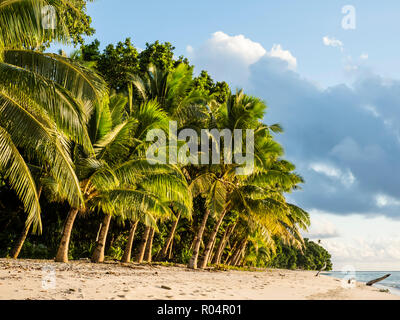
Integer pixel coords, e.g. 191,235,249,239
315,262,327,277
366,274,391,286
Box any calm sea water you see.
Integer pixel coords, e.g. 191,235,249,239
323,271,400,295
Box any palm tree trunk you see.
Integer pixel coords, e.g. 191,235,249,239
144,227,155,262
11,220,32,259
168,237,174,259
212,222,237,265
189,235,197,251
228,246,240,266
230,239,247,266
208,238,218,264
136,226,150,263
11,186,43,259
226,239,240,265
233,240,247,266
91,214,112,263
156,212,180,261
55,208,79,263
188,209,210,269
199,208,227,269
121,221,138,263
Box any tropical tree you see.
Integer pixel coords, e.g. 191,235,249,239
186,90,309,269
51,90,192,263
0,0,107,244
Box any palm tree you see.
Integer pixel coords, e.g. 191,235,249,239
50,89,191,263
131,63,207,264
186,89,309,269
130,63,208,130
0,0,107,241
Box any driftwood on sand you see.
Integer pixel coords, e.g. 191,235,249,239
315,262,327,277
366,274,391,286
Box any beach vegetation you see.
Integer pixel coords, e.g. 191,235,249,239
0,1,332,271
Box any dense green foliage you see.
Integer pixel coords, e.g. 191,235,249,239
79,38,190,92
40,0,95,49
0,1,333,271
266,238,333,270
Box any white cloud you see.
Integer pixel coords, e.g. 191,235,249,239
375,194,400,208
363,104,380,118
303,212,400,270
205,31,266,65
323,36,344,51
266,44,297,70
304,216,339,239
186,45,194,54
324,236,400,270
309,163,356,187
360,53,369,60
186,31,296,86
310,163,341,178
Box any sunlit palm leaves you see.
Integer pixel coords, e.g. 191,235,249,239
0,0,107,232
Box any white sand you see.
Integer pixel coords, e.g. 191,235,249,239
0,259,398,300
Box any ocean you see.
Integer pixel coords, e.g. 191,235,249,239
323,271,400,296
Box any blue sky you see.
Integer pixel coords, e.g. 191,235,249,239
60,0,400,88
53,1,400,270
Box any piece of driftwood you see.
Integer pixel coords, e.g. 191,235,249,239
366,274,391,286
315,262,327,277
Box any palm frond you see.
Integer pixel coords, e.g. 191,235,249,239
0,125,41,232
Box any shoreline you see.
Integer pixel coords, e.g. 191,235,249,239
322,271,400,297
0,259,399,300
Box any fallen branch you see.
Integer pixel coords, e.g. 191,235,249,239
315,262,327,277
366,274,391,286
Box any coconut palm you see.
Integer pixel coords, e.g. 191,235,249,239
130,63,208,130
130,63,207,262
51,91,190,263
186,89,308,269
0,0,107,238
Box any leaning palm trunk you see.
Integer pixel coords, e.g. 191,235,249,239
144,227,155,262
121,221,139,263
11,187,43,259
212,222,237,265
11,221,32,259
199,209,227,269
55,208,79,262
156,212,181,261
91,214,112,263
168,237,174,259
207,238,218,264
226,239,240,265
136,226,151,263
230,239,247,266
233,241,247,267
188,209,210,269
229,242,243,266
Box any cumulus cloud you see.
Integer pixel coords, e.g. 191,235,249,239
323,36,344,51
323,237,400,270
309,163,356,188
266,44,297,70
304,212,400,270
186,31,400,220
375,194,400,208
304,216,339,239
186,31,296,86
246,49,400,219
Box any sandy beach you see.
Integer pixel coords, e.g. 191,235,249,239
0,259,398,300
